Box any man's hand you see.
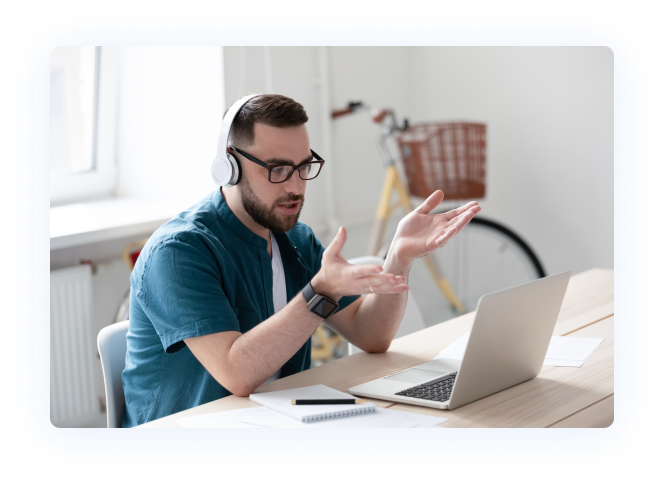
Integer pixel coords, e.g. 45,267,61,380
311,226,409,300
390,190,481,262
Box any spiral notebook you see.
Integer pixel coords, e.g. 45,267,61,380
249,384,376,423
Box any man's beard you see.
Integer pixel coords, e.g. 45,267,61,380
239,178,304,233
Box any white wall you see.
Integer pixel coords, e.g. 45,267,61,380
408,47,613,274
327,47,415,225
223,47,613,275
115,47,225,208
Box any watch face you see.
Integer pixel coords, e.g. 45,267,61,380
312,298,338,318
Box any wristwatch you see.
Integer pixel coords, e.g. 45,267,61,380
302,281,339,319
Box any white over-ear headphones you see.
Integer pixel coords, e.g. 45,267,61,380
211,93,263,187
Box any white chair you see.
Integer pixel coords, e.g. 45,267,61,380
347,256,426,355
97,320,129,428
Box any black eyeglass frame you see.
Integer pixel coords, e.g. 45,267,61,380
228,146,325,184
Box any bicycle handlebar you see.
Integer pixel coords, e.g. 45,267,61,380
372,110,388,123
331,107,355,118
331,101,365,119
331,100,409,131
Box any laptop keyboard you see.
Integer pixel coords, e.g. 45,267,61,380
395,372,458,403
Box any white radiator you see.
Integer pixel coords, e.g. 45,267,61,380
50,264,99,427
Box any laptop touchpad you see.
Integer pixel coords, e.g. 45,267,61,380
384,368,445,384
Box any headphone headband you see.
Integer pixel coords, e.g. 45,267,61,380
211,93,263,187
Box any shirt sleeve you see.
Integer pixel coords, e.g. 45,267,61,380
133,233,240,353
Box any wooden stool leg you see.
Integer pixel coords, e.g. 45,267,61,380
311,326,334,362
311,326,344,363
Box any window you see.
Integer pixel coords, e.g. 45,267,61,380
50,46,119,206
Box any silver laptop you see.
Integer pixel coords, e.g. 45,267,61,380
348,271,571,410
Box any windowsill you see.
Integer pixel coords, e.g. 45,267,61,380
50,197,186,250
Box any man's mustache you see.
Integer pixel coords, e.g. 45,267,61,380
273,194,304,207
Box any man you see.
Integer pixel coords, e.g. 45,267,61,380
122,94,480,427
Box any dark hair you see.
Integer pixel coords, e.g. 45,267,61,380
228,94,308,148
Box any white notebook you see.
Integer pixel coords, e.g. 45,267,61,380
249,384,376,423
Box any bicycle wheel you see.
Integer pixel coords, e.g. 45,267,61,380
427,216,546,313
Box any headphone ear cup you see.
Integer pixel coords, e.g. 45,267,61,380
212,93,262,187
211,152,241,187
226,153,241,186
211,153,238,186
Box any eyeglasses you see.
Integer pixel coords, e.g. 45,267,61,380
229,146,325,184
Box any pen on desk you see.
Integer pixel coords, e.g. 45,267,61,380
290,399,367,405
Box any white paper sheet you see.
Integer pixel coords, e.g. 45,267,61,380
177,407,271,428
544,336,603,367
177,406,448,428
434,332,603,367
249,384,376,422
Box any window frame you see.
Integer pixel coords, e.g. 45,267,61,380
50,47,120,206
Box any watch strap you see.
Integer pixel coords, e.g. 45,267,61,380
302,282,339,319
302,281,317,303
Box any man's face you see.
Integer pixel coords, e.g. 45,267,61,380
237,122,311,233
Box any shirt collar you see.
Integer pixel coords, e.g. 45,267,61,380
213,188,303,258
214,188,268,248
274,230,302,260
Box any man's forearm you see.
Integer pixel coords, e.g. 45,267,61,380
349,249,413,352
186,292,321,397
226,295,321,394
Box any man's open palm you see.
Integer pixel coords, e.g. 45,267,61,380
312,226,409,298
391,190,481,260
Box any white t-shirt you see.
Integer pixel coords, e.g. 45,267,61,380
263,232,287,384
270,232,288,313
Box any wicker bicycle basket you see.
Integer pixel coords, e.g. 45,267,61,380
396,122,486,200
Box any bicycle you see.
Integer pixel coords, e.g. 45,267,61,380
331,101,546,315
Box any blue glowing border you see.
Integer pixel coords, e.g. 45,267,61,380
8,9,656,473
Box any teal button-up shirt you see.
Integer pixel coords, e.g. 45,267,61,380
121,188,359,428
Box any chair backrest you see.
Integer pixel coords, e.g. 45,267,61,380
97,320,129,428
346,256,426,355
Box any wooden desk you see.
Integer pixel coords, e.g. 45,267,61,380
140,269,614,428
